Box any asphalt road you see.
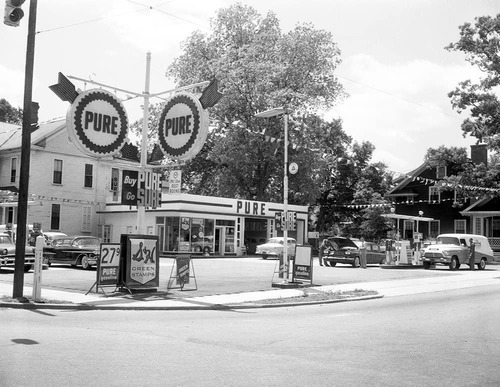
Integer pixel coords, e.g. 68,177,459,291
0,256,484,298
2,285,499,386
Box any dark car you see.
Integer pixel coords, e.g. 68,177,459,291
322,237,385,267
43,236,100,270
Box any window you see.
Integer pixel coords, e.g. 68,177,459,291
454,219,466,234
475,218,482,235
10,157,17,183
53,159,63,184
430,220,440,238
436,165,447,179
84,164,93,188
51,204,61,230
102,225,112,243
82,206,92,232
429,186,440,203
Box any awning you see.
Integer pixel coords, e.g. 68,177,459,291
381,213,434,222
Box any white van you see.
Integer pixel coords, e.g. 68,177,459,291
422,233,494,270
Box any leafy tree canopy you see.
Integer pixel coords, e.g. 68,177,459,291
446,14,500,150
0,98,22,124
130,3,392,236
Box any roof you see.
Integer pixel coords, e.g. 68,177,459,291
460,196,500,216
386,162,431,196
0,119,66,151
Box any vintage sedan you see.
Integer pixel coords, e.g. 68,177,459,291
322,237,385,267
44,236,100,270
255,237,296,260
0,232,37,272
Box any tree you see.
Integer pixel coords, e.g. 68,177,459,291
164,3,346,204
0,98,22,124
130,4,392,235
446,14,500,150
424,145,500,200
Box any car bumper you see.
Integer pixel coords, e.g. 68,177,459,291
324,256,354,264
422,256,450,264
0,255,36,267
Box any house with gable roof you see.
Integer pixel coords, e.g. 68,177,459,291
384,144,500,252
0,119,140,240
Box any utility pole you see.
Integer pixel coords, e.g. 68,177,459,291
13,0,37,298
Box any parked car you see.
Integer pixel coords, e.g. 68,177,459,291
421,233,494,270
0,232,37,272
43,236,100,270
191,236,213,255
256,237,296,260
43,232,68,246
322,237,384,267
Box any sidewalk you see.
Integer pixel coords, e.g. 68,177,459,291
1,269,499,310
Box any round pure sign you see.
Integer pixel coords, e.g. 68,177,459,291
67,89,129,157
158,92,209,161
289,162,299,175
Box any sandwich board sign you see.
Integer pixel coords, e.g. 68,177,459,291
120,234,160,290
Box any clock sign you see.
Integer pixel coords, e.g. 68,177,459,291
67,89,129,157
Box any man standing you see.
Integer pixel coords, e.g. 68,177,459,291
318,238,330,266
469,238,475,270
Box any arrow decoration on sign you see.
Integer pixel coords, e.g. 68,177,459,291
49,72,79,103
199,78,223,109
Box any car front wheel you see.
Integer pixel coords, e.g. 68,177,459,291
352,256,361,268
262,254,268,260
449,257,460,271
477,258,486,270
423,261,431,270
80,255,91,270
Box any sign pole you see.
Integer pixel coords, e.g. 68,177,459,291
13,0,37,298
283,108,289,282
136,52,151,234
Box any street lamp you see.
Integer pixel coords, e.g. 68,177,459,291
255,106,290,283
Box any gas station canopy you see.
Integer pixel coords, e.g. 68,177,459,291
381,213,434,222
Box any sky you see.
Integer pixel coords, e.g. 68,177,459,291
1,0,498,174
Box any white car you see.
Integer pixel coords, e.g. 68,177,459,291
255,237,296,259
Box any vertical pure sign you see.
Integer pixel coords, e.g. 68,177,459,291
67,89,129,157
121,170,162,208
98,243,121,286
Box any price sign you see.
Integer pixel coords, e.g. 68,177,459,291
98,243,121,286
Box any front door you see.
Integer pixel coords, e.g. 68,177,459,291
215,226,235,256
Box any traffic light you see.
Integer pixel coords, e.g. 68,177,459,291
4,0,25,27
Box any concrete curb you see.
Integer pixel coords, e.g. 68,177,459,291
0,293,384,311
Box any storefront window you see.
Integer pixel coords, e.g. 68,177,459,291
191,218,214,254
156,216,216,253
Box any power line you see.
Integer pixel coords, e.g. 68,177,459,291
36,0,209,35
336,73,463,122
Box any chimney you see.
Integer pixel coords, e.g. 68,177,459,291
471,144,487,166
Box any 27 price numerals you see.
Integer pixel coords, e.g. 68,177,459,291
101,246,120,265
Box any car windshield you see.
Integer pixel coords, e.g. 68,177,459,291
0,235,12,244
266,238,295,245
75,238,99,247
436,237,460,246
